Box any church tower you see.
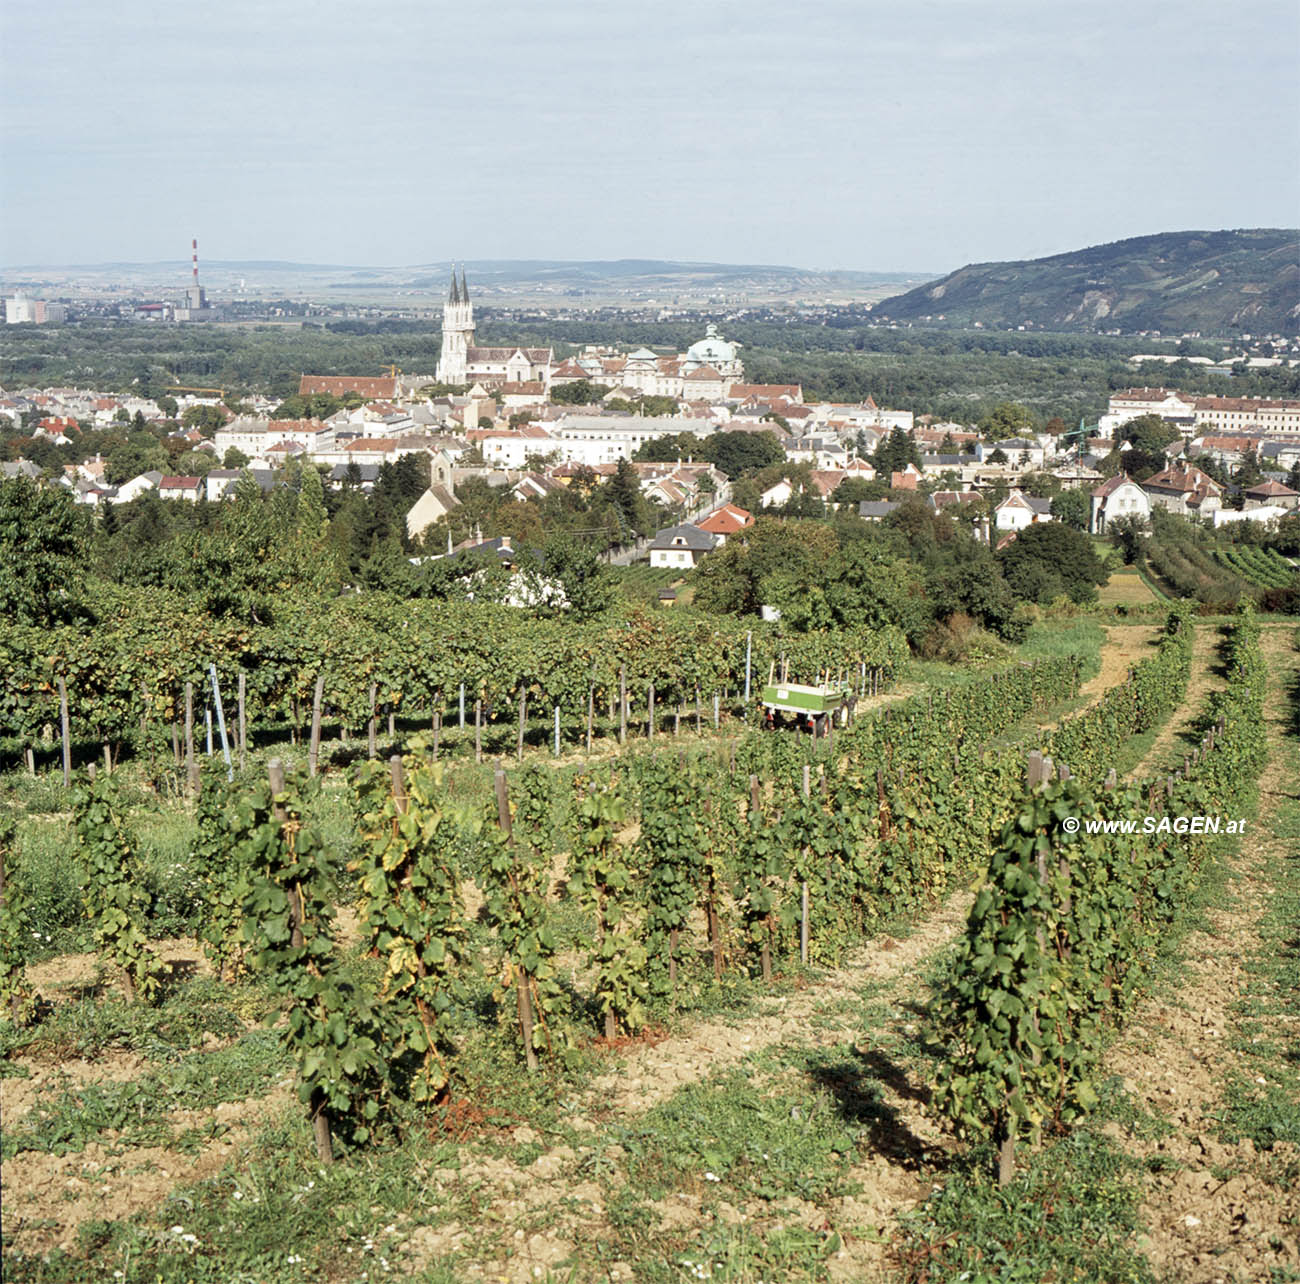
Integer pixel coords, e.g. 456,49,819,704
436,266,475,384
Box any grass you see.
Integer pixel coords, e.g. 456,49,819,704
1097,566,1160,609
1206,707,1300,1186
893,1130,1155,1284
1,1027,286,1159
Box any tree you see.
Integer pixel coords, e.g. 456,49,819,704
998,522,1106,605
1108,514,1149,565
633,432,706,464
873,427,921,474
550,380,610,406
978,402,1038,440
608,459,645,538
0,477,87,624
223,447,251,469
180,405,228,435
834,476,890,504
1120,413,1180,456
1050,487,1090,531
703,430,783,479
174,450,217,477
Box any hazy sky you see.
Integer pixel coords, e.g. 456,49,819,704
2,0,1297,273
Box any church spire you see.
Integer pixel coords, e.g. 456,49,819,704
460,267,469,303
449,269,460,305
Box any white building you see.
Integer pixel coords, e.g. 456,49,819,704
1090,475,1151,534
549,414,714,467
994,488,1053,532
466,426,558,470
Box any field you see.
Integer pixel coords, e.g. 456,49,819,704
2,617,1297,1283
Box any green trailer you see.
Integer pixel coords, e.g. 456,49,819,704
760,678,854,735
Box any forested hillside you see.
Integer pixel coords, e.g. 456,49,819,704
874,229,1299,334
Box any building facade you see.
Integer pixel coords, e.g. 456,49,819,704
436,270,553,388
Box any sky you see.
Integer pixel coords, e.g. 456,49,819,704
2,0,1298,274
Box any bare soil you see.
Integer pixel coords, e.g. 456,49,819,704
1102,627,1300,1282
1128,621,1221,780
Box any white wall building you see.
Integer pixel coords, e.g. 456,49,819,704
549,414,715,467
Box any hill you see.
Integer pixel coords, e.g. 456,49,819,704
872,229,1299,335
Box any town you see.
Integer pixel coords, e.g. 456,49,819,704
5,274,1300,586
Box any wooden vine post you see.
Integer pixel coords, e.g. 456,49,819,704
619,665,627,744
474,700,483,762
517,685,527,761
647,682,655,739
800,763,811,966
750,773,772,981
58,677,71,787
368,682,378,759
237,671,247,771
586,685,595,753
184,681,199,793
268,758,333,1165
494,769,539,1072
308,673,325,777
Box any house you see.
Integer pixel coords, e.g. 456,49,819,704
467,426,557,470
1098,388,1198,438
891,463,922,490
1213,505,1293,529
759,478,795,508
1242,480,1300,511
405,483,460,541
994,488,1054,532
328,462,381,489
158,475,202,502
204,468,277,501
1090,474,1151,534
510,472,565,502
648,524,717,569
115,470,163,503
858,500,901,522
976,438,1045,469
1141,462,1223,518
695,503,753,546
930,489,982,513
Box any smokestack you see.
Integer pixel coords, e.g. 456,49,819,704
192,238,199,286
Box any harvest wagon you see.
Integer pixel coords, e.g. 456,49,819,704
760,661,854,737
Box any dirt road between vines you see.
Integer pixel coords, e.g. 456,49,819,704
1102,626,1300,1283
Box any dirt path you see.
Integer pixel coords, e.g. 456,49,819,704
406,891,974,1283
589,893,973,1117
1039,623,1159,732
1103,626,1300,1282
1127,620,1221,780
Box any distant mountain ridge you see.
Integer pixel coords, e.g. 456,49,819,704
873,229,1299,335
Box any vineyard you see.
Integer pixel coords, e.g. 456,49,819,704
0,598,908,777
1212,544,1297,590
1,610,1294,1283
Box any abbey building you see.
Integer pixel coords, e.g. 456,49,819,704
436,269,554,388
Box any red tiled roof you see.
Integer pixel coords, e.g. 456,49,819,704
344,437,401,452
696,503,753,534
299,375,399,399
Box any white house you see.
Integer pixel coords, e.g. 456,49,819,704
1090,474,1151,534
114,471,162,503
466,426,557,470
994,488,1054,532
648,524,717,569
976,438,1045,469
